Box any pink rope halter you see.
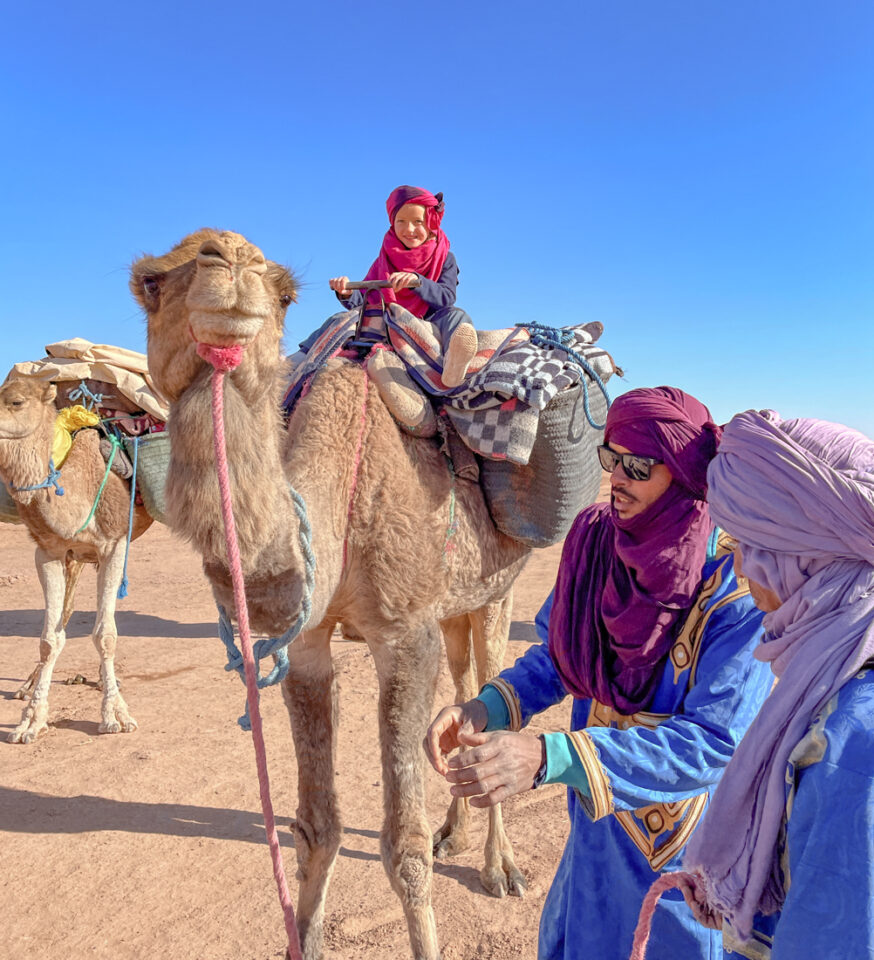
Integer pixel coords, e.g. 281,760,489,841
196,342,303,960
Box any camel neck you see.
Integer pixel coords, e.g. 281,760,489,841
169,374,296,570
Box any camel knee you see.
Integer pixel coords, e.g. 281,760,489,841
382,827,434,905
93,632,118,659
291,811,341,881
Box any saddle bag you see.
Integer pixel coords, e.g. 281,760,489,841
122,430,171,525
0,481,22,523
480,379,607,548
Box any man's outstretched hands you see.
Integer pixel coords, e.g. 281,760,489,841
424,699,489,776
425,700,545,808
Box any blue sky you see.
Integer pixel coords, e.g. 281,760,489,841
2,0,871,433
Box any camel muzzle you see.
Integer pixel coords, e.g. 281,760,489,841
195,341,245,372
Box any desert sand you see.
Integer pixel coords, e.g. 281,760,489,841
1,480,610,960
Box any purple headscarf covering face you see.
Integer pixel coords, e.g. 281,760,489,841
548,387,722,713
684,411,874,941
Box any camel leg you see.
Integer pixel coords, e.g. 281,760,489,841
432,614,476,861
92,541,136,734
15,556,91,701
9,549,66,743
470,595,526,899
62,555,86,629
281,623,340,960
13,662,42,700
371,623,443,960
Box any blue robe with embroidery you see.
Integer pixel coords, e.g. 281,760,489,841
724,668,874,960
479,552,773,960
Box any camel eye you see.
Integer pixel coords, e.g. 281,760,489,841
142,277,160,297
279,294,292,307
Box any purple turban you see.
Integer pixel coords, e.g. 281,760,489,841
684,410,874,940
548,387,722,712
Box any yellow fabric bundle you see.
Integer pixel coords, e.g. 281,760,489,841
52,405,101,467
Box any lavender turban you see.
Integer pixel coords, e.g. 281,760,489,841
548,387,722,712
684,410,874,940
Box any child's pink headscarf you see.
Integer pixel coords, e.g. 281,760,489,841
363,185,450,318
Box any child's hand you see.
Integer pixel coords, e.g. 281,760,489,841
329,276,351,297
389,271,420,291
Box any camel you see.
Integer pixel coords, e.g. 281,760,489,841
0,377,152,743
132,230,538,960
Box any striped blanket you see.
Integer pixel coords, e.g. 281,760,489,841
283,305,615,465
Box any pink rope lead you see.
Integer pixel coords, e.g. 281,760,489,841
197,342,303,960
629,870,718,960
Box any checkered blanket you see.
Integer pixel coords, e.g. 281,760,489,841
283,305,615,464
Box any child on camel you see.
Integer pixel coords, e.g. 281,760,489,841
300,185,479,388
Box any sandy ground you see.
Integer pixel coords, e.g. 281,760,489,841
0,480,609,960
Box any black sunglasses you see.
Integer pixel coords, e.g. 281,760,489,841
597,444,663,482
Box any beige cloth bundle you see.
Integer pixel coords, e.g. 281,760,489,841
6,338,169,421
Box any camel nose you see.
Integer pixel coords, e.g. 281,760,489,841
196,236,267,274
197,240,232,267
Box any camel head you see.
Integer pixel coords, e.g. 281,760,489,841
0,379,57,441
130,230,297,403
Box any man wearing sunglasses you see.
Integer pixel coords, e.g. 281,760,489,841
424,386,774,960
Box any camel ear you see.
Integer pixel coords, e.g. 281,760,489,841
42,383,57,404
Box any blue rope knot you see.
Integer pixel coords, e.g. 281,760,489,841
520,322,612,430
12,457,65,496
68,381,105,411
217,485,317,730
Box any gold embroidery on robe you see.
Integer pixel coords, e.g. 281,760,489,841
585,559,752,871
723,926,774,959
567,730,615,820
489,677,523,732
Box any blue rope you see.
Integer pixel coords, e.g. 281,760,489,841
12,457,65,496
117,435,138,599
520,322,612,429
67,381,104,411
217,486,317,730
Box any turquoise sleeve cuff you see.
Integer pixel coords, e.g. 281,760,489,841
477,684,512,732
542,732,591,797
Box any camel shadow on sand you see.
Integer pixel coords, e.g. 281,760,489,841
0,609,218,639
0,785,489,894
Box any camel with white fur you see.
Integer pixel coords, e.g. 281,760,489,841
132,229,536,960
0,377,152,743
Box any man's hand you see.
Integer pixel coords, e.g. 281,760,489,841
329,276,351,297
388,271,420,291
445,730,544,807
424,699,489,776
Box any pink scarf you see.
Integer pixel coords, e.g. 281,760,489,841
363,185,450,318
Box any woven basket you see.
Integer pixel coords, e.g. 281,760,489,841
481,379,608,548
0,481,22,524
123,431,171,524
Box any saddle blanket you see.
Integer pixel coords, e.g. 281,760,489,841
283,305,615,464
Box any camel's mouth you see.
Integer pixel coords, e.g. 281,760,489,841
187,310,264,349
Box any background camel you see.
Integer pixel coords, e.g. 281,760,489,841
132,230,536,960
0,377,152,743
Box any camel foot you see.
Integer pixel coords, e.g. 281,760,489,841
13,688,30,701
99,714,138,735
480,857,527,899
98,696,137,734
8,702,50,744
432,821,469,860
